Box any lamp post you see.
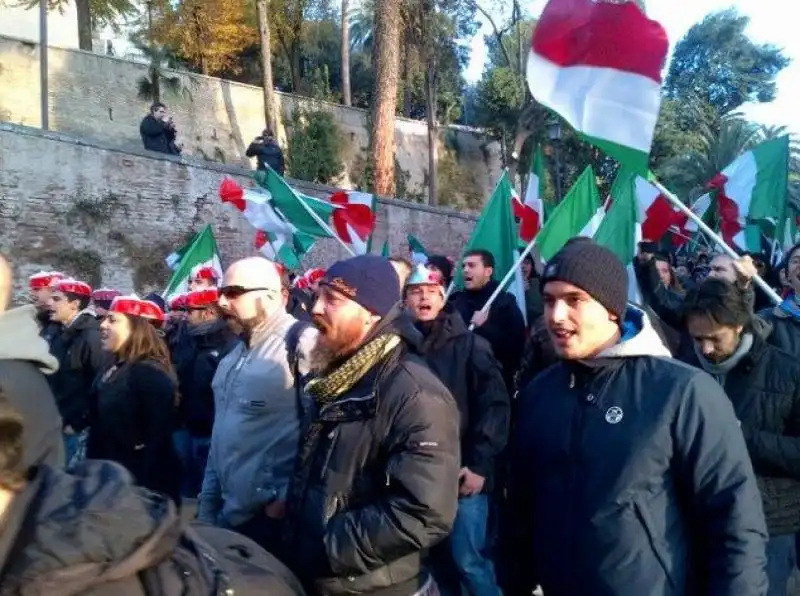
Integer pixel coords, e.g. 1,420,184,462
547,117,563,203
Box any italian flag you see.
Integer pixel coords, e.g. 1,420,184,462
407,234,428,264
536,166,602,261
633,175,684,242
670,193,712,248
452,172,527,325
707,135,789,251
526,0,668,175
163,225,223,300
328,190,378,254
513,144,547,242
594,169,644,303
254,229,315,270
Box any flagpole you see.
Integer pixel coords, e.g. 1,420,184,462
292,189,356,257
653,180,782,305
467,235,538,331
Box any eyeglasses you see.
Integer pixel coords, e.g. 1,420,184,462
218,286,274,299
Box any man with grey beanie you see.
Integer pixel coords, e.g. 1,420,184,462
507,239,768,596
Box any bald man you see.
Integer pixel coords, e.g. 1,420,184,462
198,257,317,558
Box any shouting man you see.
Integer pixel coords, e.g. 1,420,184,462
286,254,459,596
509,239,768,595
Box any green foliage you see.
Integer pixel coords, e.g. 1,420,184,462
47,249,103,288
14,0,137,34
288,108,345,184
473,67,525,135
484,19,536,75
66,193,129,229
436,148,482,210
665,9,790,116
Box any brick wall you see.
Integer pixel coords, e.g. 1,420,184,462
0,35,503,204
0,123,477,298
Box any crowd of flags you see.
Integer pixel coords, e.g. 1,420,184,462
160,0,799,306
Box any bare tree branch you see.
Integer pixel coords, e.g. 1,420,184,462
472,1,513,70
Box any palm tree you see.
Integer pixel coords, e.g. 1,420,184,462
341,0,352,106
132,40,188,103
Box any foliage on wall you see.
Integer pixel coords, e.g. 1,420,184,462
288,108,345,184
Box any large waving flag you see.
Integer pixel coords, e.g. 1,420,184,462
163,225,222,300
255,229,315,270
634,176,684,242
536,166,601,261
328,190,378,254
453,172,527,324
514,144,547,242
707,135,789,250
527,0,668,175
670,193,712,247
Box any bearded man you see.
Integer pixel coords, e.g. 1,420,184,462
197,257,317,558
286,254,460,596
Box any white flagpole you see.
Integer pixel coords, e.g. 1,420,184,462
652,180,782,305
467,234,537,330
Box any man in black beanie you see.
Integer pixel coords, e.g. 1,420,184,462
286,254,459,596
508,239,768,596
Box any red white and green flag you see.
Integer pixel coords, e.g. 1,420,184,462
328,190,378,254
633,175,684,243
526,0,668,175
707,135,789,251
535,166,602,261
670,193,712,248
513,144,547,242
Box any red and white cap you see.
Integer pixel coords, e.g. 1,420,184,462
168,294,188,311
190,265,220,282
29,271,65,290
52,278,92,297
186,288,219,310
293,276,309,290
109,295,166,324
305,268,326,285
92,288,121,303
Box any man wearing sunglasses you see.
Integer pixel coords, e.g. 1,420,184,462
198,257,317,561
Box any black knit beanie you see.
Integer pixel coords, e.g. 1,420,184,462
541,238,629,321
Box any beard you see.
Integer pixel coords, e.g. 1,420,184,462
310,315,367,373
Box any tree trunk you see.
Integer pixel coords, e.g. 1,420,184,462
370,0,402,196
75,0,92,51
200,55,209,75
290,50,302,92
256,0,277,132
401,40,413,118
341,0,351,106
425,60,437,206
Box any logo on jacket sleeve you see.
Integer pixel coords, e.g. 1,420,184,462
605,406,624,424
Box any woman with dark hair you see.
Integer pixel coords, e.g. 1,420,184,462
87,296,182,504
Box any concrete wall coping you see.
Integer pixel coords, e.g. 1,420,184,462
0,122,479,222
0,34,493,137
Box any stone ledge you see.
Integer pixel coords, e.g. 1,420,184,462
0,122,479,222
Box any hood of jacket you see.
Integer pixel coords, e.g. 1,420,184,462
0,306,58,374
0,461,182,595
595,306,672,359
368,303,424,353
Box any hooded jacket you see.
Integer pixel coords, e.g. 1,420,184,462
416,307,509,485
509,307,768,596
759,303,800,356
48,311,110,432
285,307,459,596
0,305,64,469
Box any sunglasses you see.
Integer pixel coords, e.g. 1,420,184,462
218,285,274,299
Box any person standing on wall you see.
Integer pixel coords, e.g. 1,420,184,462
140,102,182,155
246,129,285,176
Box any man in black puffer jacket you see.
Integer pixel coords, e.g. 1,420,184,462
450,249,526,390
179,288,238,497
46,278,110,464
510,240,767,596
683,278,800,595
286,255,459,596
405,265,509,596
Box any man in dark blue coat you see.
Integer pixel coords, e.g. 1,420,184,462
509,239,768,596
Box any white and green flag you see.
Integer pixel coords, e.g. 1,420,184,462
407,234,428,264
535,166,602,261
163,225,222,300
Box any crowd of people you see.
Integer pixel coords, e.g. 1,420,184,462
0,234,798,595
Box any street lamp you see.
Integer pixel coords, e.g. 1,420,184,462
547,117,563,203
